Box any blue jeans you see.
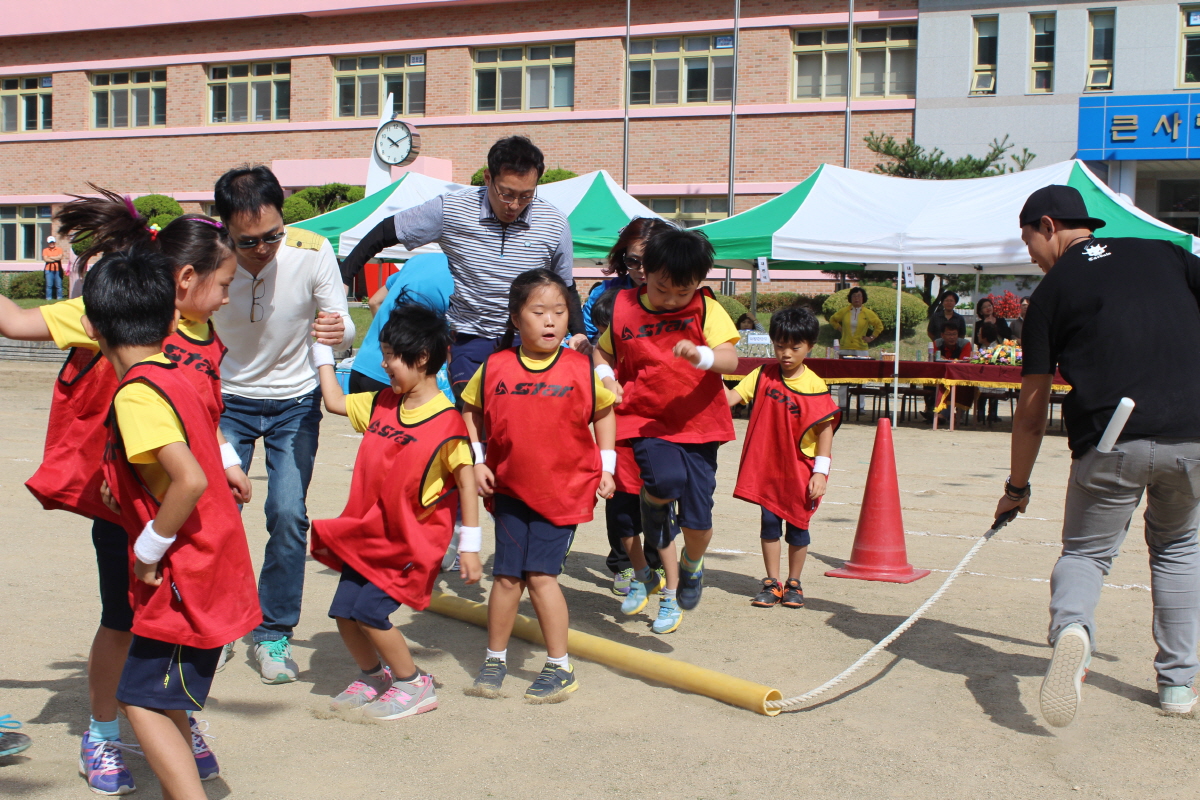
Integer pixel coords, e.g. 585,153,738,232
220,389,322,643
44,270,62,300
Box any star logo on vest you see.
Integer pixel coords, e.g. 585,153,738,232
621,326,635,341
495,380,509,395
1083,242,1110,261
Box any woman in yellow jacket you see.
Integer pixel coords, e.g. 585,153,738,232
829,287,883,355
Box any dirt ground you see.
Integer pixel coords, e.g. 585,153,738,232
1,360,1196,799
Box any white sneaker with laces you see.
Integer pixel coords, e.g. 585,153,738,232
253,638,298,684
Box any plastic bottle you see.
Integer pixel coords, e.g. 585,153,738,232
927,342,936,362
832,338,840,356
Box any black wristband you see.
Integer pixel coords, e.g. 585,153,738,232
1004,477,1031,499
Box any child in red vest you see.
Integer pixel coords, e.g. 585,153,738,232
87,249,260,800
461,268,617,703
594,227,740,634
726,307,840,608
309,302,480,720
0,190,247,794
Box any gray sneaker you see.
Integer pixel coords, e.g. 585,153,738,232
215,642,234,672
1039,623,1091,728
331,668,394,712
1160,685,1198,714
253,638,298,685
361,675,438,720
464,657,507,698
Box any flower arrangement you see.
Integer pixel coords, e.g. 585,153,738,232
984,290,1021,319
972,340,1022,366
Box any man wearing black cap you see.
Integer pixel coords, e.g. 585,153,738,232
997,184,1200,728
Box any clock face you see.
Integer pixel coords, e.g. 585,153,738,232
375,120,420,166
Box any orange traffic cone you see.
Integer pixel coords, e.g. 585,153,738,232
825,417,930,583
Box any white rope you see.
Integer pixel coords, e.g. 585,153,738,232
765,513,1015,711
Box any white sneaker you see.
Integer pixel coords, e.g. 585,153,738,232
1040,623,1091,728
1159,685,1199,714
253,638,298,684
215,642,234,672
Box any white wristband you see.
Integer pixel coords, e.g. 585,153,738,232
458,526,483,553
594,364,615,381
694,345,715,371
220,441,241,470
472,442,486,464
134,520,176,564
600,449,617,474
813,456,831,476
310,343,335,368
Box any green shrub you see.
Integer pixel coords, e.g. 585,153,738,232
282,195,316,224
714,293,748,323
148,213,177,231
822,286,926,333
133,194,183,219
470,166,577,185
71,232,91,256
7,271,45,299
735,291,801,313
346,186,366,203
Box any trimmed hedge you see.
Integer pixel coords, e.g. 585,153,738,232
282,195,316,224
133,194,183,219
470,166,578,185
822,286,926,333
6,271,46,299
715,293,748,323
735,291,830,316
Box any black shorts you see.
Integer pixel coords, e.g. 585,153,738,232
631,438,720,530
328,564,401,631
492,493,576,579
93,517,134,632
116,635,221,712
760,507,811,548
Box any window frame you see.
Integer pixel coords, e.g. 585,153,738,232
0,75,53,133
0,205,54,262
1085,9,1115,92
1180,6,1200,87
473,43,575,113
333,52,426,118
628,34,737,107
792,25,917,102
91,70,166,130
639,196,730,228
970,16,999,96
1029,13,1056,94
207,61,291,124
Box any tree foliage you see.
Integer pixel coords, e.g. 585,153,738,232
864,132,1036,180
132,194,184,220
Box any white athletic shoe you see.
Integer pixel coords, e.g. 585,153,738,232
253,638,298,684
215,642,234,672
1040,623,1091,728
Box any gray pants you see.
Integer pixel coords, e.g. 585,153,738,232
1052,438,1200,688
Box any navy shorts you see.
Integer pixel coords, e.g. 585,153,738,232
93,517,134,632
492,492,576,579
631,438,720,530
328,564,401,631
760,507,811,548
604,491,663,573
116,635,221,712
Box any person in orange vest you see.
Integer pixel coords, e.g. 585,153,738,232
42,236,66,300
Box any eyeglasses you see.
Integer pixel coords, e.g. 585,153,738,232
234,230,287,250
251,278,266,323
490,183,535,207
622,253,644,269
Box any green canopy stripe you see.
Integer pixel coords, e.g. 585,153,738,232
694,164,824,260
566,173,642,259
1068,163,1194,250
290,174,409,254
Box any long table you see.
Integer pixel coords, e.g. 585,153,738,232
731,357,1069,431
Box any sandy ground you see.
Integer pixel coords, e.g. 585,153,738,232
0,360,1196,799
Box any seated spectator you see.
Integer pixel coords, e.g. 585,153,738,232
927,290,966,343
1008,296,1029,343
973,298,1011,347
935,324,973,360
736,313,764,333
974,322,1003,424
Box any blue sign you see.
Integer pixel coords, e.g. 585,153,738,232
1078,94,1200,160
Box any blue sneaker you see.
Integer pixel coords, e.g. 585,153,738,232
652,594,682,634
189,717,219,781
1160,685,1199,715
677,558,705,610
0,715,32,757
620,570,663,616
79,732,136,795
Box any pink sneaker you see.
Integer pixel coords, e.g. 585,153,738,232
361,675,438,720
330,668,393,712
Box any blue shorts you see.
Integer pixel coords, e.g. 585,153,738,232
492,493,576,579
631,438,720,530
328,564,401,631
116,635,221,712
760,507,811,548
93,517,133,632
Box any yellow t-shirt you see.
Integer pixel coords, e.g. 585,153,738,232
732,365,831,457
597,293,740,355
459,349,616,412
40,297,205,350
344,390,472,507
113,354,187,501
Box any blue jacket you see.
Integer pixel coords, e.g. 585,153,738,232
582,274,636,341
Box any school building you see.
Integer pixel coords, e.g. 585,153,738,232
0,0,918,292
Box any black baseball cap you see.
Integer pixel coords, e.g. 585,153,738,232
1019,185,1106,229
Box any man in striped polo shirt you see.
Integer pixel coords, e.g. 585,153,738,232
341,135,586,399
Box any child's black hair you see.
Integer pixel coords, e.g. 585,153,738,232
641,226,712,287
978,321,999,345
379,300,453,375
590,288,619,335
82,249,177,348
769,306,820,347
499,268,570,350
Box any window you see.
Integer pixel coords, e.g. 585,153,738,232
1182,8,1200,85
209,62,290,123
474,44,574,112
1,75,52,132
971,17,998,95
1158,180,1200,235
793,25,916,101
92,70,165,129
0,206,53,262
334,53,426,118
628,34,735,106
1086,11,1115,91
641,196,730,228
1030,14,1056,93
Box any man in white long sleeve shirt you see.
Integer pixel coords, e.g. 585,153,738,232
211,165,355,684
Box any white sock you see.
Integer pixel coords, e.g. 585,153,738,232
546,653,569,669
486,648,507,662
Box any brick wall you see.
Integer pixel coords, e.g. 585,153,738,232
167,64,206,127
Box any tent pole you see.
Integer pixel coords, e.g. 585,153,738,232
750,263,758,319
726,0,741,250
892,262,902,428
622,0,631,191
843,0,854,168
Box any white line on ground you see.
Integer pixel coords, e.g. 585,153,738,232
905,530,1060,547
928,567,1149,592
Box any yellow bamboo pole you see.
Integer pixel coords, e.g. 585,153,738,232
427,591,783,716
